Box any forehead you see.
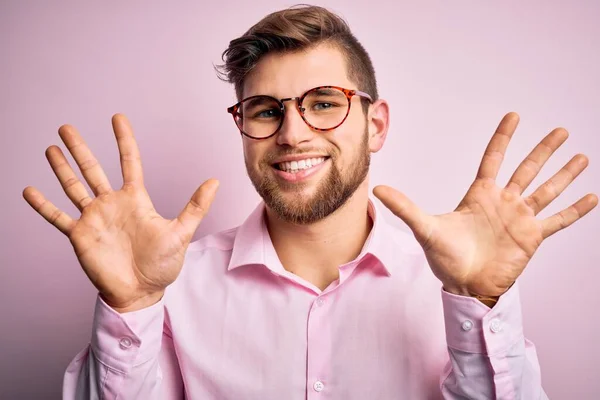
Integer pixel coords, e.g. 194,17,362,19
242,43,355,99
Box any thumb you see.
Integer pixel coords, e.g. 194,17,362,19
373,185,432,243
175,178,220,239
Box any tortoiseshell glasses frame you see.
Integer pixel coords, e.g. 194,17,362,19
226,85,373,140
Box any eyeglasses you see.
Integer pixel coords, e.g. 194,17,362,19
227,85,373,140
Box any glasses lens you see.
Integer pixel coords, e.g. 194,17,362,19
235,96,282,138
301,88,349,130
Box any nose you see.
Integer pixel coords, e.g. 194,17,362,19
276,99,317,147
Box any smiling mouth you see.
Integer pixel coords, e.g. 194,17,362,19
272,157,329,174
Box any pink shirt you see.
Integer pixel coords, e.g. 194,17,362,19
63,200,548,399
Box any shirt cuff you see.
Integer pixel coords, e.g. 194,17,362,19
442,282,524,356
91,294,165,374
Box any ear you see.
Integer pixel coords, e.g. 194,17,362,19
367,99,390,153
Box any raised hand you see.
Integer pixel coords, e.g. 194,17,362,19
23,114,219,312
374,112,597,301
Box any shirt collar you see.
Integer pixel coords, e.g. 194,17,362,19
227,198,400,275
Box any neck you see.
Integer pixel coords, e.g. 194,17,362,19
265,180,373,291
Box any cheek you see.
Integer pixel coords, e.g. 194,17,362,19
243,140,268,167
242,139,256,159
329,122,366,162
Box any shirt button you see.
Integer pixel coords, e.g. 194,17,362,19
489,318,502,333
461,320,473,331
316,298,325,307
119,337,133,349
313,380,325,392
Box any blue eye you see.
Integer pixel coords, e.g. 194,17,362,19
254,109,281,119
313,102,335,111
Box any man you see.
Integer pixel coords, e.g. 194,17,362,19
23,5,596,399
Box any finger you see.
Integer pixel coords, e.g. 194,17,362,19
58,124,112,196
112,114,144,187
45,145,93,211
476,112,520,181
22,186,76,235
175,179,220,240
372,185,433,246
505,127,569,194
525,154,589,215
541,193,598,238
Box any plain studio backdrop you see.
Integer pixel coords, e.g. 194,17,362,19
1,1,599,398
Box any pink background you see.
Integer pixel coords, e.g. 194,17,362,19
2,1,599,398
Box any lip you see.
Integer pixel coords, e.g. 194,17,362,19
271,154,330,164
272,158,329,183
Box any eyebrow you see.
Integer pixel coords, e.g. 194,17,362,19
241,87,347,109
311,88,341,96
243,96,278,109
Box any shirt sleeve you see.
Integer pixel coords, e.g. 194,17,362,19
62,294,184,399
439,281,549,399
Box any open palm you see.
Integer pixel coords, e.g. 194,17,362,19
23,114,219,312
375,113,597,298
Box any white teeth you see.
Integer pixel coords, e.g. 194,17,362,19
277,157,326,173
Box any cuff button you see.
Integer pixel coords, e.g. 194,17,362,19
119,337,133,349
489,318,502,333
461,320,474,331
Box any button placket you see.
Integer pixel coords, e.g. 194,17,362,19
307,294,331,397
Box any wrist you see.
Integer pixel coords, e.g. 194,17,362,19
102,290,165,314
442,285,471,297
471,294,499,308
442,285,500,308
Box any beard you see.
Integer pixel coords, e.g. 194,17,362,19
245,129,370,225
